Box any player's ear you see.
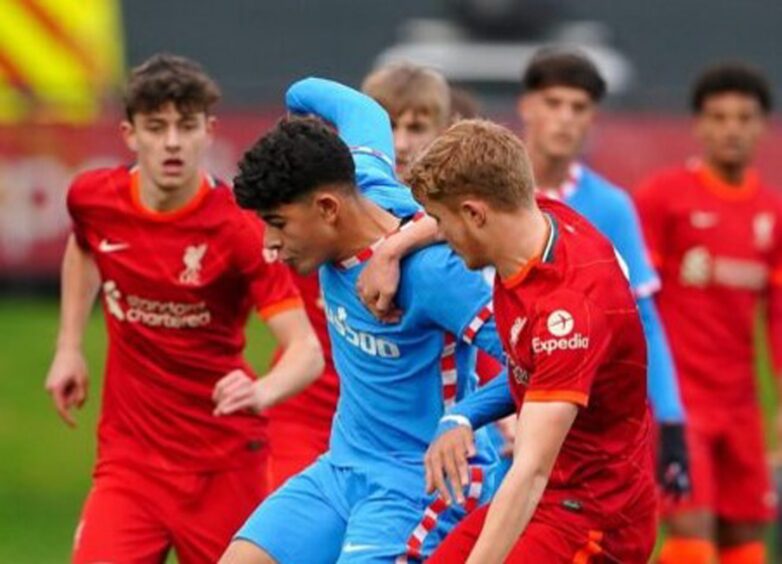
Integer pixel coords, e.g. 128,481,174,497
120,120,138,152
314,193,340,225
205,115,217,139
460,200,487,228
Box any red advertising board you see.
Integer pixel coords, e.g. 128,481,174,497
1,112,780,279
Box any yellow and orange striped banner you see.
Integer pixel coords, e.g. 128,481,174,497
0,0,124,123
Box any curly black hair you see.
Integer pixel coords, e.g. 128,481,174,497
691,62,773,114
521,47,606,102
233,116,356,213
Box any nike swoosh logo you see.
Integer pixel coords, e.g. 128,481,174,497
99,239,130,253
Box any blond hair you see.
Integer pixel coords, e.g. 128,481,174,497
362,62,451,126
406,119,535,211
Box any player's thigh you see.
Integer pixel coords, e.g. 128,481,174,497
504,519,603,563
173,459,268,564
426,504,488,564
73,467,169,564
219,540,277,564
233,459,347,564
266,420,329,491
339,466,492,563
715,405,775,524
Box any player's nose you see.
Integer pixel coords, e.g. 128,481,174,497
164,126,181,149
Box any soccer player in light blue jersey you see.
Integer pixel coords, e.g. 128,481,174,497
517,47,689,497
219,79,504,564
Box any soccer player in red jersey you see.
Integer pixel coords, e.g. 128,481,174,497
407,119,657,562
635,63,779,564
43,54,324,563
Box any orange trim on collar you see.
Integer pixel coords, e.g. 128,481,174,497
501,213,553,288
130,169,211,222
695,163,759,201
502,257,541,289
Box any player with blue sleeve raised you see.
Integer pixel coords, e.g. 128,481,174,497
219,81,503,564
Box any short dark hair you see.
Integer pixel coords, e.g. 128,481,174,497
521,48,607,101
234,117,356,213
124,53,221,121
691,62,773,114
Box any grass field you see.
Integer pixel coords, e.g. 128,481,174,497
0,297,275,563
0,296,777,562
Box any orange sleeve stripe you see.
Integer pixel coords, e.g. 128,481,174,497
257,296,304,320
525,390,589,407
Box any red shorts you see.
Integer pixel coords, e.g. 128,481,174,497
663,403,775,522
429,502,656,563
73,457,267,564
266,418,330,492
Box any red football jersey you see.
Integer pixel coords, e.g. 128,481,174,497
266,270,339,426
635,162,782,408
493,197,656,527
67,165,302,472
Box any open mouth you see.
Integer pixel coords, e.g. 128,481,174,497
162,158,184,173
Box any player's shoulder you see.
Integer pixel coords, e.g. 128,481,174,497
637,164,693,195
580,166,635,213
402,242,457,279
67,164,130,206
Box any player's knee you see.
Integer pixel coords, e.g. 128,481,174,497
666,509,714,539
219,539,278,564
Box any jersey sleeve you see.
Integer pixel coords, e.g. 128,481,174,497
233,213,303,320
65,172,95,251
525,290,611,406
607,189,660,298
766,197,782,374
633,174,670,270
285,77,421,218
413,247,499,353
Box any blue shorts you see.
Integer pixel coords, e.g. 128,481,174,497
235,454,496,563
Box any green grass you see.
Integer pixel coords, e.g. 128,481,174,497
0,297,275,563
0,298,778,562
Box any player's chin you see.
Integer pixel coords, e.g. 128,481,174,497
286,256,317,276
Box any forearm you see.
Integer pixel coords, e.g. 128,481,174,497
380,215,439,260
447,374,516,430
57,235,100,350
256,334,324,408
638,296,684,422
467,460,548,563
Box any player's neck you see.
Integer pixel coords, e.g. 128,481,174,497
333,196,399,263
136,169,202,212
492,206,550,281
703,158,749,186
531,151,574,190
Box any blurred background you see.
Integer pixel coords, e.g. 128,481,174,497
0,0,780,561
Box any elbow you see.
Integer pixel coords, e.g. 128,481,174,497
304,334,325,379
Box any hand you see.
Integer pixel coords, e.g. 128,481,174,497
44,348,89,427
658,423,691,499
425,422,476,505
357,245,403,323
212,370,264,416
